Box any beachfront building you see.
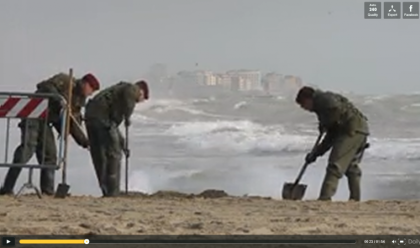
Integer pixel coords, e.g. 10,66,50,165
215,73,232,88
283,75,303,89
202,71,217,86
262,72,284,94
282,75,304,96
227,70,262,91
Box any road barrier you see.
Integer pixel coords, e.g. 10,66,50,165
0,91,68,198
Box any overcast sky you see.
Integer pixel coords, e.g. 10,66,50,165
0,0,419,94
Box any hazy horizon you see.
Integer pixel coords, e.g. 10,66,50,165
1,0,419,94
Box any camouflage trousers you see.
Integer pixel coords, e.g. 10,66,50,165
0,119,57,195
319,133,368,201
86,120,123,197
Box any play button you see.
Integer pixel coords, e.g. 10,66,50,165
1,237,15,246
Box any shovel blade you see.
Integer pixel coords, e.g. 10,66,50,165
282,182,307,200
54,183,70,198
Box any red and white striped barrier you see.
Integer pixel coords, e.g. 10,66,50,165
0,96,48,119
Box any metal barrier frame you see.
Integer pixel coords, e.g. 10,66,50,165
0,91,68,197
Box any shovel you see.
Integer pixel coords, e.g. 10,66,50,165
124,125,129,194
282,132,324,200
55,115,85,197
55,68,73,198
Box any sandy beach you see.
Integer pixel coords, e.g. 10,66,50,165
0,190,419,236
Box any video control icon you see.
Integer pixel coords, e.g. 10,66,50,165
397,238,406,245
1,237,15,246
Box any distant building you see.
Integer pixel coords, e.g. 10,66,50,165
283,75,304,96
175,71,197,87
227,70,261,91
170,68,304,95
230,76,241,91
174,70,218,86
283,75,303,88
262,72,284,93
201,71,217,86
221,74,231,87
195,71,206,85
215,73,232,88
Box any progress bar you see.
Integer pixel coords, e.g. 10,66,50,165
89,240,356,244
19,239,89,244
19,239,356,244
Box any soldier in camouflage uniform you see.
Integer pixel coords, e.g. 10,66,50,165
84,80,149,197
295,86,369,201
0,73,100,196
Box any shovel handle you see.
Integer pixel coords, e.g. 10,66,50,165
293,132,324,185
61,68,73,183
293,162,310,186
124,125,129,194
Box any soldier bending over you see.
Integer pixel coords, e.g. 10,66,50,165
0,73,100,195
84,80,149,197
295,86,369,201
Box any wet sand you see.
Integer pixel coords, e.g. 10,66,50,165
1,190,419,235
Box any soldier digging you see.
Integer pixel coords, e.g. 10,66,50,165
84,80,149,197
0,72,100,196
295,86,369,201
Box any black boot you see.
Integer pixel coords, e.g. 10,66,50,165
0,187,13,196
0,168,22,195
40,168,55,195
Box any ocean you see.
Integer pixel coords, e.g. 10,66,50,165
1,92,420,200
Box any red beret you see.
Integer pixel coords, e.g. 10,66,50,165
82,73,100,90
135,80,149,100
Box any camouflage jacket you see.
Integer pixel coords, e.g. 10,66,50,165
36,73,89,147
84,82,138,127
312,90,369,156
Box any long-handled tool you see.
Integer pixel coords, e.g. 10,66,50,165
124,125,129,194
55,68,73,198
282,132,324,200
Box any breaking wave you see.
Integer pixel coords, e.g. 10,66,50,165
165,120,420,160
233,101,248,110
137,99,238,120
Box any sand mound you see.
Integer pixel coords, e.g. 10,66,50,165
120,189,229,199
